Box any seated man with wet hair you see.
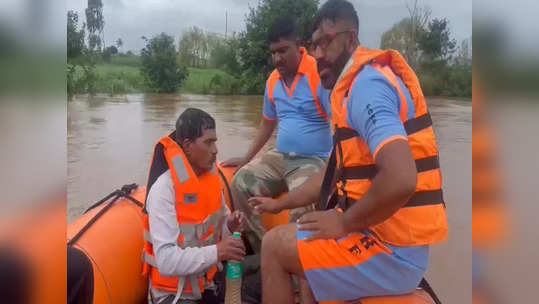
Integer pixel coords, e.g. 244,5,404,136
141,108,246,304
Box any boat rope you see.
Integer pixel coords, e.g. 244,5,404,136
217,167,235,210
419,278,442,304
67,184,143,247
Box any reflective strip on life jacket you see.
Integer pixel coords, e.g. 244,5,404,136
172,154,190,183
142,251,157,268
172,277,186,304
144,230,152,243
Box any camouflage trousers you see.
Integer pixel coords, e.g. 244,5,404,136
231,148,326,253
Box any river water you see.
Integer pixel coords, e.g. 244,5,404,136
67,94,471,303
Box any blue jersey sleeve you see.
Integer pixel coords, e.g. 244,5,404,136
347,68,407,158
263,85,277,120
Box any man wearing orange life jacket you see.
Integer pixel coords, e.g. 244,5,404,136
221,17,332,254
141,108,246,304
250,0,448,303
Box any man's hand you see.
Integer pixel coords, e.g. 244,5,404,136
249,197,284,214
220,157,247,168
297,209,348,241
217,235,246,263
226,210,245,233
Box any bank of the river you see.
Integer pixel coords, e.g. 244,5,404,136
78,63,472,99
81,64,235,95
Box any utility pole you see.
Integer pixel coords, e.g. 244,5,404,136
225,11,228,39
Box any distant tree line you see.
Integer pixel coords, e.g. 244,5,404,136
67,0,186,97
174,0,320,94
68,0,471,98
380,0,471,97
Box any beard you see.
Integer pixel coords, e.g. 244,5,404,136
318,47,353,90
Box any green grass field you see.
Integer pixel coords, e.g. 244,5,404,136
96,64,140,75
70,51,241,95
94,64,146,94
82,64,236,95
180,68,237,94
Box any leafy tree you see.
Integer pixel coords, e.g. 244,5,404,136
419,18,456,62
67,10,98,99
380,3,469,98
380,1,431,69
211,34,241,75
67,10,86,60
380,18,419,65
140,33,189,93
116,38,123,51
85,0,104,51
178,26,219,68
102,45,118,62
405,0,431,68
455,38,471,66
237,0,319,93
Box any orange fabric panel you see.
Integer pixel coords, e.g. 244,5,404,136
370,206,448,246
340,137,374,166
343,180,372,201
298,232,391,271
416,169,443,192
67,187,149,304
151,270,206,294
174,172,222,224
408,128,439,160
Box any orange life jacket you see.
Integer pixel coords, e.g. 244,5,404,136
267,47,329,121
328,47,447,246
141,133,226,300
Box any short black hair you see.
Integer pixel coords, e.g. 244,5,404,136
268,16,298,43
175,108,215,144
315,0,359,31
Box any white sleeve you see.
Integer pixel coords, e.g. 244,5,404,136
147,170,218,277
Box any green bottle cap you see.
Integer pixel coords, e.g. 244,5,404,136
227,232,243,279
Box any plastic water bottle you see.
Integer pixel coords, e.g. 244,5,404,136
225,232,243,304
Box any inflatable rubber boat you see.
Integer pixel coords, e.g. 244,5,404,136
67,165,440,304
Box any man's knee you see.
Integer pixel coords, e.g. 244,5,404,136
262,224,300,271
261,226,280,257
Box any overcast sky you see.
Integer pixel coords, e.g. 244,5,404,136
66,0,472,53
